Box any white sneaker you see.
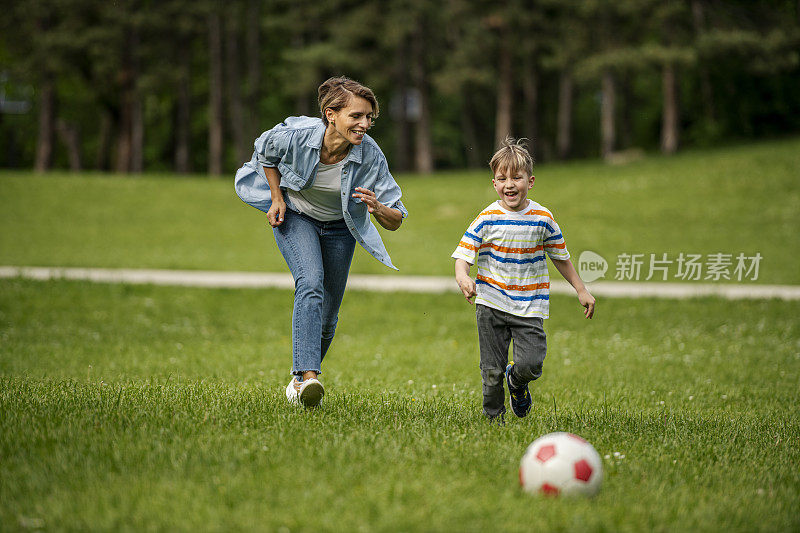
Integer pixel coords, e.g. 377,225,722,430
298,378,324,408
286,378,300,405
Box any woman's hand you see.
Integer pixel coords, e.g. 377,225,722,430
352,187,382,214
264,166,285,227
267,197,286,227
352,187,402,230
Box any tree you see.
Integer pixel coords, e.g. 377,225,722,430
575,0,652,159
224,4,248,166
544,0,589,159
2,0,800,172
2,2,62,172
34,73,55,172
207,7,224,176
411,13,434,174
436,0,498,167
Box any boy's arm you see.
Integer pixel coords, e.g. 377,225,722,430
454,258,477,304
552,258,595,319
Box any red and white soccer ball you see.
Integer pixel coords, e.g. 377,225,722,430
519,432,603,497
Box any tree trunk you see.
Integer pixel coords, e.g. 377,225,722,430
393,37,412,173
620,74,634,149
292,33,312,116
130,28,143,173
225,11,248,165
522,57,539,159
411,24,434,174
96,112,112,171
494,40,513,149
175,41,192,174
461,88,482,168
114,28,136,174
56,119,82,171
131,95,143,173
208,11,224,176
660,63,679,154
601,69,616,159
556,69,573,159
34,75,56,173
691,0,716,123
115,90,133,173
246,0,262,138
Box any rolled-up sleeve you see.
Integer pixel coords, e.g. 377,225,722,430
254,128,283,168
374,161,408,219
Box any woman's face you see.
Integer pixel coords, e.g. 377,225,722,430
326,96,374,146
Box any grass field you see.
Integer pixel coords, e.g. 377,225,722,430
2,139,800,530
1,279,799,531
1,137,799,283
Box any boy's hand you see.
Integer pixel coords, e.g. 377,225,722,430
456,274,477,304
578,289,595,319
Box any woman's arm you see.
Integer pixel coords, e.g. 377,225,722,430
352,187,403,230
264,166,286,227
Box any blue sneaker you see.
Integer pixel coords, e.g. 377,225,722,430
505,362,532,417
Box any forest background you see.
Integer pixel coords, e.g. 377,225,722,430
1,0,798,175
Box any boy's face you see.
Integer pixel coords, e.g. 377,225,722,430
492,167,534,211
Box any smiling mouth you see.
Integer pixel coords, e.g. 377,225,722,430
352,129,366,136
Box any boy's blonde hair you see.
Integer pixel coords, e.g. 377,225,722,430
490,137,534,177
318,76,379,126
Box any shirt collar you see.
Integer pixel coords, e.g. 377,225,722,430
306,121,363,164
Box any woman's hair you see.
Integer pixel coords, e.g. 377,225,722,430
489,137,534,177
318,76,379,126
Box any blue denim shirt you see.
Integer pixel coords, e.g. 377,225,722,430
235,116,408,270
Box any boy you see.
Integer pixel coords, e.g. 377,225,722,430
452,138,595,423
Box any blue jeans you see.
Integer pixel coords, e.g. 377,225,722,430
272,208,356,375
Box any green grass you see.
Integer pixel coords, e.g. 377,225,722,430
1,137,799,283
2,140,799,530
2,279,799,531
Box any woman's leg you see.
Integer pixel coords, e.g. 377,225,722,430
272,210,325,376
319,219,356,363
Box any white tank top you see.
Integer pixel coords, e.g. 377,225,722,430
286,159,346,221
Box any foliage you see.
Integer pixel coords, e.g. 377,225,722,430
0,0,799,171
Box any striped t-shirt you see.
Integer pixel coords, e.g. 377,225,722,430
451,199,570,318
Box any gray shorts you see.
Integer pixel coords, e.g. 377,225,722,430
476,304,547,417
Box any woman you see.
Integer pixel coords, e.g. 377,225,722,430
235,77,407,407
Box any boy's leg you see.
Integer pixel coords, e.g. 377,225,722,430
507,316,547,389
476,304,511,419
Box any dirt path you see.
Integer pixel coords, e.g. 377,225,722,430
3,266,799,300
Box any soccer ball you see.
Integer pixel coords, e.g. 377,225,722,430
519,432,603,497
